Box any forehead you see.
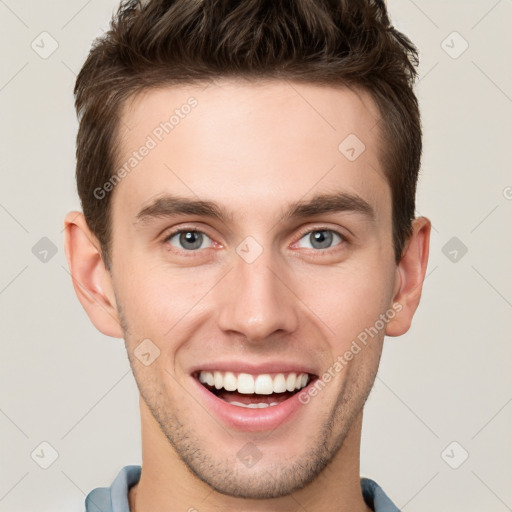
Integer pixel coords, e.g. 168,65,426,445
112,79,389,226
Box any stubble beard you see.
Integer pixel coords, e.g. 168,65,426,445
116,296,380,500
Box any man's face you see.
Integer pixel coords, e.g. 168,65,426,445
109,80,398,498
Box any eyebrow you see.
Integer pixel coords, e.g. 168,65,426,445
134,191,375,226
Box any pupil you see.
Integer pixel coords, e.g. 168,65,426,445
311,230,332,249
181,231,202,250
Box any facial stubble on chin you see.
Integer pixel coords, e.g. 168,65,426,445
115,297,381,500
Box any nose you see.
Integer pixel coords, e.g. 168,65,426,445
216,246,299,343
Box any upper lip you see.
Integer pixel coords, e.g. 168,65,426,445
190,361,318,377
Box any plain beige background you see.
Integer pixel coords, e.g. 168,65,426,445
1,1,511,510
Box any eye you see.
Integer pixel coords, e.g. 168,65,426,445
164,229,214,251
295,228,346,251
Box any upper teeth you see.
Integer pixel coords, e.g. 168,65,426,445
198,371,309,394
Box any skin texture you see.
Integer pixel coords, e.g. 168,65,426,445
64,80,430,512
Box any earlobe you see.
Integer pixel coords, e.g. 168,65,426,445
63,211,124,339
385,217,431,337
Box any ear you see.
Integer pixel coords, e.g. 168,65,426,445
63,211,124,338
385,217,431,337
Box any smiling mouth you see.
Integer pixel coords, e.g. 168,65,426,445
193,370,317,408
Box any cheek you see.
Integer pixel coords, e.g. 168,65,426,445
116,263,211,339
115,244,395,348
296,264,392,345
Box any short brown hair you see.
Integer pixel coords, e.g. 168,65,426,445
74,0,421,269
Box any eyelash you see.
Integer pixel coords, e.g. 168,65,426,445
162,225,348,255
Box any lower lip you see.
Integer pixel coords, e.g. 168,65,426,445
191,376,314,432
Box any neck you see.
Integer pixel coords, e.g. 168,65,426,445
129,398,372,512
